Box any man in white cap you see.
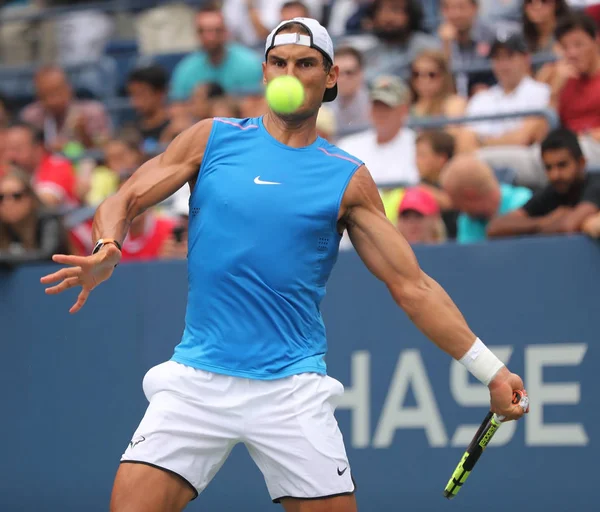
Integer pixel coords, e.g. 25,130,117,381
41,17,528,512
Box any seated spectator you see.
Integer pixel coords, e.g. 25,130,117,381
487,128,600,238
409,49,467,119
347,0,440,83
441,154,533,243
117,172,177,262
246,0,311,42
169,4,263,102
126,65,171,154
338,75,419,187
523,0,570,55
415,130,458,237
160,104,196,145
330,46,371,135
479,0,522,27
0,169,70,265
438,0,496,69
20,66,112,151
238,90,268,118
209,97,242,118
550,13,600,164
461,33,550,149
397,187,447,244
582,210,600,238
316,106,337,142
4,123,78,208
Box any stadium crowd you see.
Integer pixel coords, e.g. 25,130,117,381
2,0,600,266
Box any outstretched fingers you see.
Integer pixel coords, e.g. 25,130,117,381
41,266,81,285
44,277,80,295
70,287,91,314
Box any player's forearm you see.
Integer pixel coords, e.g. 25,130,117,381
392,272,477,361
91,193,135,246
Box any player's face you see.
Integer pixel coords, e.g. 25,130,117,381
559,28,598,74
542,148,585,194
0,176,34,226
264,44,338,119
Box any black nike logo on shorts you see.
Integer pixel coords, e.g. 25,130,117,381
337,466,348,476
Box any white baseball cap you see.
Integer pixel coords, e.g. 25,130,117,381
265,17,337,102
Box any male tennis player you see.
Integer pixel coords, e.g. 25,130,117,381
41,18,528,512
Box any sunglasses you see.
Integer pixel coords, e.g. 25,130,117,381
0,190,28,203
412,70,440,80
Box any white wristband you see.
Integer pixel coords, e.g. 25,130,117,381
459,338,505,386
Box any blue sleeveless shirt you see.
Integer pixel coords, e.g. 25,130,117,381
171,117,363,379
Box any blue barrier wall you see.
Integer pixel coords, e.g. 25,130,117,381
1,235,599,511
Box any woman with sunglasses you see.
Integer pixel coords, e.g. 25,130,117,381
409,49,467,120
523,0,571,55
0,168,70,265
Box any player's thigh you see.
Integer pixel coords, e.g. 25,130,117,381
280,495,358,512
110,462,195,512
246,374,355,502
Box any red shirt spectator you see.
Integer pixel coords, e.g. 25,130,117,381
558,72,600,133
4,123,78,207
120,213,175,262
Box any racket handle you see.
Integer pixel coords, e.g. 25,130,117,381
494,390,529,422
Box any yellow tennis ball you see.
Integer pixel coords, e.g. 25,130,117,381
266,76,305,114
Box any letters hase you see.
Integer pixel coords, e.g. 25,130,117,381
335,344,588,449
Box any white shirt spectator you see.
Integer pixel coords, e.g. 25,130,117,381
338,128,419,187
466,76,551,137
223,0,323,47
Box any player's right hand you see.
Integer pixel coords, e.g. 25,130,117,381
487,366,529,422
40,244,121,314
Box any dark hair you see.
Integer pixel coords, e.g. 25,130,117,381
335,46,364,69
127,65,169,92
281,1,309,15
8,122,44,145
196,2,222,16
272,22,333,72
523,0,570,52
541,128,583,160
555,12,597,41
370,0,424,33
416,130,456,160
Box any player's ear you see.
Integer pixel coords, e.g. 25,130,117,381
326,64,339,89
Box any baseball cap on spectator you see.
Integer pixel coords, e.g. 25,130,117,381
488,33,528,58
369,76,410,107
398,187,440,216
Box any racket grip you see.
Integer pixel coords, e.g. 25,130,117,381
494,390,529,422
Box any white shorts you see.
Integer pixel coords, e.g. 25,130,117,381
121,361,355,502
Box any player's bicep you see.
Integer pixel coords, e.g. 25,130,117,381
344,167,422,293
118,119,213,215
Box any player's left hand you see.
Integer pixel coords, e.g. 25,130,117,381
487,366,529,421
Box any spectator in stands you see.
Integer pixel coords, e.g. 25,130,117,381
488,128,600,238
523,0,570,54
21,66,112,151
209,97,242,118
0,169,70,265
357,0,440,83
461,33,551,149
438,0,496,68
415,130,458,237
441,154,533,243
4,123,77,208
169,4,263,102
126,66,171,154
238,90,268,118
117,172,177,262
397,187,447,244
329,47,371,134
409,49,467,119
338,75,419,187
316,106,337,141
159,184,190,260
224,0,320,47
550,13,600,165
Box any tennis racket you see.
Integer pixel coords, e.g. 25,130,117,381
443,390,529,500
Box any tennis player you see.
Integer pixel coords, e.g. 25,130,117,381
41,18,528,512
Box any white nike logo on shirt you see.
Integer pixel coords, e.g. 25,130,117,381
254,176,281,185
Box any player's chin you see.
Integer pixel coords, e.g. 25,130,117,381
276,106,319,123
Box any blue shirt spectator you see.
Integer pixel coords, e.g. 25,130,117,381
169,4,263,101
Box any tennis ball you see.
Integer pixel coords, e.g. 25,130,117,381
266,76,305,114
